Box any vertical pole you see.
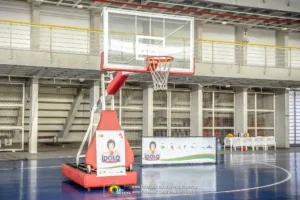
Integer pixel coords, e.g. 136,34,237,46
167,91,172,136
275,30,289,68
294,91,296,145
29,78,39,154
212,92,215,136
190,85,203,136
30,3,40,51
86,31,90,63
49,27,52,64
264,46,267,75
143,84,153,136
289,48,292,76
90,9,101,55
119,88,122,125
254,93,257,136
211,42,214,74
194,20,202,63
234,87,248,133
101,74,106,110
22,83,25,151
275,89,289,148
9,22,12,59
89,80,100,139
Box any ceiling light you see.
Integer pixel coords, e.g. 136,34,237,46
222,21,227,25
77,5,83,8
282,28,287,31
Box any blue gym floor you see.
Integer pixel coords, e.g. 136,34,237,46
0,149,299,200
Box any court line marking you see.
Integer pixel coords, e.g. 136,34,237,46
0,161,293,199
0,156,295,170
0,166,61,171
134,162,292,199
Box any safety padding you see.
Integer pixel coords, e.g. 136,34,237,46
62,164,137,189
85,110,134,169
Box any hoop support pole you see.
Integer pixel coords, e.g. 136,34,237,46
106,72,129,95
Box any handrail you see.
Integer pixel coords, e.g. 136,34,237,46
0,19,103,32
0,19,299,50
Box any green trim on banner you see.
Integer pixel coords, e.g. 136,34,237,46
160,154,216,161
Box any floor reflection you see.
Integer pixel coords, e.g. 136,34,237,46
0,149,299,200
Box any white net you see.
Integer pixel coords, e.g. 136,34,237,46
146,56,174,91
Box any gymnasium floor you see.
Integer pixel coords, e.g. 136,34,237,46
0,148,299,200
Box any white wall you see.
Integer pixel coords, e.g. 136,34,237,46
39,6,90,54
289,33,300,68
248,29,275,67
0,1,30,50
0,1,30,21
202,24,235,64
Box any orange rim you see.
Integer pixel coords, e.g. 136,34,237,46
145,56,174,71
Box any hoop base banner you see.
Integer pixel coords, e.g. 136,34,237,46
96,130,126,177
142,137,216,165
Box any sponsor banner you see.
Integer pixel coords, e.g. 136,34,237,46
96,130,126,177
142,137,216,165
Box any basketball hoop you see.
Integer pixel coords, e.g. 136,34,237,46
145,56,174,91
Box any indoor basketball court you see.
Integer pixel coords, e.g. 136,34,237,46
0,0,299,200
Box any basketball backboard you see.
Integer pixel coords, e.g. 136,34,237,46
101,7,194,75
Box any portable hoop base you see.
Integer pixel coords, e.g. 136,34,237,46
145,56,174,91
62,110,137,189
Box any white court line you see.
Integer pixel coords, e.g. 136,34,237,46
0,156,294,170
136,162,292,199
0,166,61,171
0,161,293,199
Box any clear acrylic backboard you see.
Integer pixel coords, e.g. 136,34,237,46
101,7,194,75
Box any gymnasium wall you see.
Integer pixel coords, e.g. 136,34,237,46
0,1,299,61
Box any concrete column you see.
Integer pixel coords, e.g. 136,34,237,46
190,85,203,136
276,31,289,68
275,89,289,148
30,4,40,51
90,81,100,134
143,84,153,136
90,9,101,55
234,87,248,133
194,20,203,62
29,78,39,154
235,26,248,66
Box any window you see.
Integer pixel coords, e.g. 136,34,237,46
247,92,275,136
203,91,234,142
153,89,191,137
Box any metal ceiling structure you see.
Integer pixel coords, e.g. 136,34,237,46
1,0,300,88
24,0,300,32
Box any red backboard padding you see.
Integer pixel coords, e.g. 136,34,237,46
85,110,134,169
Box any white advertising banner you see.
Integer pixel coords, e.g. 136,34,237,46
142,137,216,165
96,130,126,177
